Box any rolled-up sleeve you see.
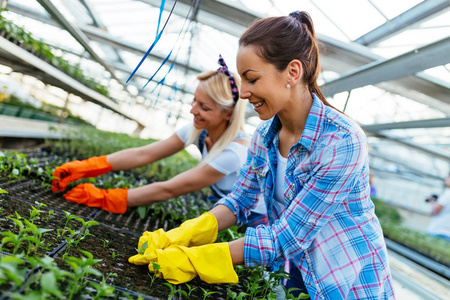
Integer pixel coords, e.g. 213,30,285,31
244,130,368,268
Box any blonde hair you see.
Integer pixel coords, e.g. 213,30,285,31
186,70,247,164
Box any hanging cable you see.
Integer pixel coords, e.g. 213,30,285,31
126,0,178,83
143,0,199,93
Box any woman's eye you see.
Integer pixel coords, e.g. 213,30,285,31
248,78,258,84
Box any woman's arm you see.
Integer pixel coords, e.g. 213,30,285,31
127,163,226,206
209,204,244,266
107,133,185,171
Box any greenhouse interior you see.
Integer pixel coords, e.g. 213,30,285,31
0,0,449,299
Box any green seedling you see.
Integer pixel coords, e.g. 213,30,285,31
283,287,310,299
74,218,98,245
29,201,48,223
57,210,78,240
147,262,161,288
62,227,80,258
0,254,27,287
163,282,187,300
41,165,58,190
136,240,149,255
101,239,110,248
184,283,197,298
1,214,52,255
64,250,103,299
92,274,115,299
199,287,218,300
110,250,116,259
226,290,250,300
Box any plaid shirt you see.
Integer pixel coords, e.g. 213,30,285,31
217,95,395,299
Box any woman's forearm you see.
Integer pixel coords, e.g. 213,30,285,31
126,182,176,207
229,238,245,266
107,133,185,171
209,204,238,230
107,148,149,171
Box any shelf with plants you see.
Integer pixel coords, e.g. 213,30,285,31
372,197,450,268
1,127,305,300
0,94,91,125
0,9,109,97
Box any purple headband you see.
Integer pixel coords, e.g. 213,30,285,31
217,54,239,104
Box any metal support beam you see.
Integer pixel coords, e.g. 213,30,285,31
80,25,202,73
7,2,202,74
0,36,144,128
355,0,450,46
366,130,450,162
363,117,450,131
36,0,125,87
321,36,450,97
369,150,445,181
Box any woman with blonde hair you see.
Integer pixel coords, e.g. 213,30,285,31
51,55,267,226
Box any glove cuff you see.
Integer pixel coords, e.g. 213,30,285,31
102,187,128,214
84,155,113,177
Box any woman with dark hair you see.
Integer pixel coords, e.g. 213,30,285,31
129,11,395,299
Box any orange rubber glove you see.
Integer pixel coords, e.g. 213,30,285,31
52,155,113,193
63,183,127,214
134,243,238,285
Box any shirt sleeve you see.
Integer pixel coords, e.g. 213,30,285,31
175,123,193,145
437,189,450,206
208,143,247,175
215,131,264,224
244,130,368,268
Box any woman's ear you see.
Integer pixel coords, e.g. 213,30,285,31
287,59,303,86
223,109,233,121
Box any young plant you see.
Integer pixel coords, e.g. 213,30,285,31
101,239,110,248
73,217,98,246
61,227,80,258
136,240,148,255
199,287,218,300
147,262,161,288
63,249,103,299
163,282,187,300
184,283,197,298
57,210,78,240
41,165,58,190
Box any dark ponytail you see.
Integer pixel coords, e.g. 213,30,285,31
240,11,335,109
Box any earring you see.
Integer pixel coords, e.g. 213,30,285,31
286,83,291,89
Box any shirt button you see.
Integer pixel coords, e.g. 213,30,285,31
288,171,292,175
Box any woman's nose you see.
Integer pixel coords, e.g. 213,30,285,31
239,85,251,100
190,103,197,115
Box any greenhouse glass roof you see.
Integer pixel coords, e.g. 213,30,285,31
1,0,450,209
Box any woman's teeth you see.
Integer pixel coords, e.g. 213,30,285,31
253,101,264,108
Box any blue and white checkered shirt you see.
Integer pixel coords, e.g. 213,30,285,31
217,94,395,299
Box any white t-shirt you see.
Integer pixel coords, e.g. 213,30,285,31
274,147,287,206
176,124,248,198
426,188,450,238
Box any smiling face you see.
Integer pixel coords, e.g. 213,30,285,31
237,45,289,120
190,84,232,130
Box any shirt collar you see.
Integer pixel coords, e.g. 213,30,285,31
263,93,325,152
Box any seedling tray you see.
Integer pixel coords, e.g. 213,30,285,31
0,149,257,299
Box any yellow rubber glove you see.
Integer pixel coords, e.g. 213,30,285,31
135,243,238,285
128,212,218,265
